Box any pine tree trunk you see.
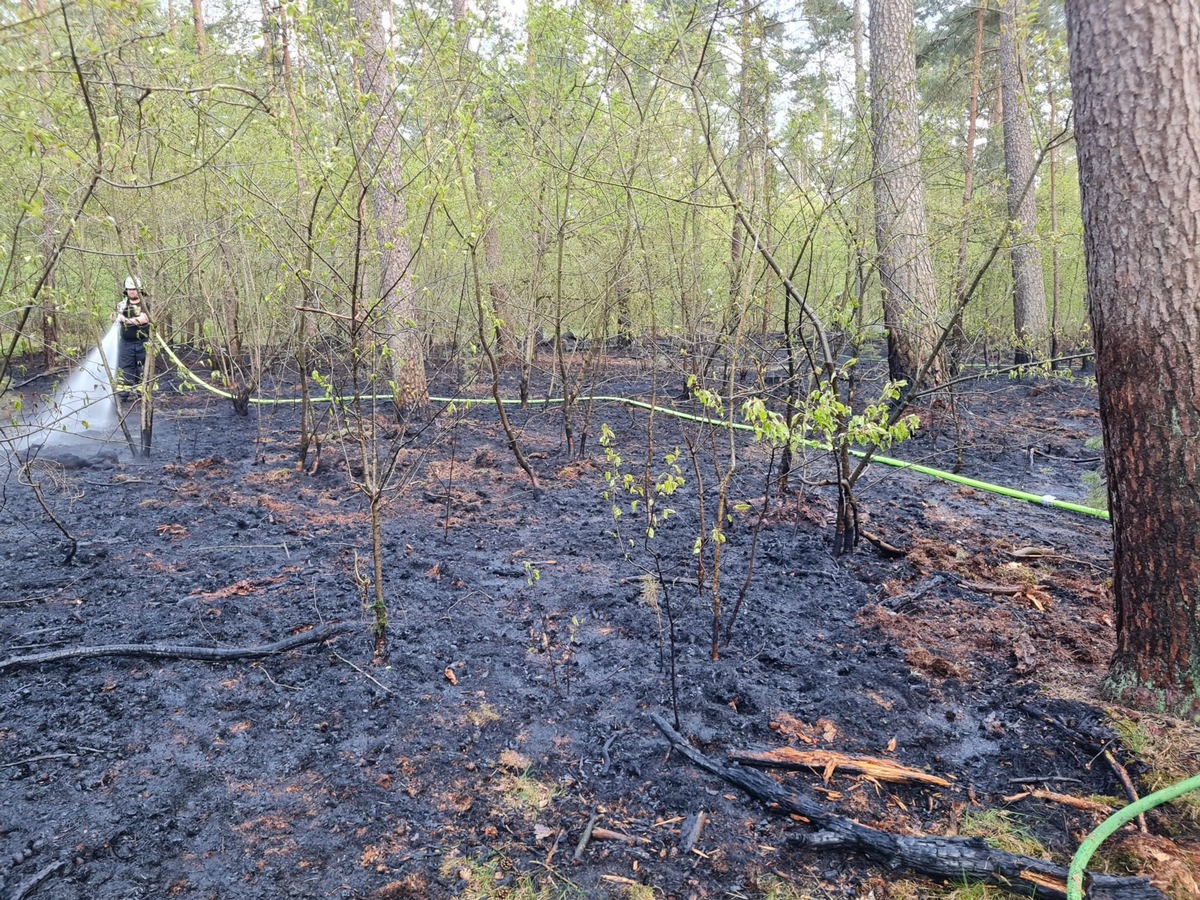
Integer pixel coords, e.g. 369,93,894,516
869,0,944,391
191,0,205,53
1000,0,1048,365
1066,0,1200,720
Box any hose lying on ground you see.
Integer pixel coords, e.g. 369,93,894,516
1067,773,1200,900
154,336,1110,522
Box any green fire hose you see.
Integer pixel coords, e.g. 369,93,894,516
1067,773,1200,898
154,336,1109,522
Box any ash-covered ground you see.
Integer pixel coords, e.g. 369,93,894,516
4,353,1166,899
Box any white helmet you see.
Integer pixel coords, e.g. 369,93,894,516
123,275,141,293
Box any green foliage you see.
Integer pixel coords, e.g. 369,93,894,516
438,850,582,900
600,423,683,543
1107,711,1200,830
1110,713,1149,755
0,0,1089,416
741,372,919,457
524,560,541,588
1081,470,1108,513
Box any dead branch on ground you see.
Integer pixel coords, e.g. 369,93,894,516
650,713,1163,900
0,622,351,672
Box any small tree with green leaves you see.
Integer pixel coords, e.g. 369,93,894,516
599,421,686,728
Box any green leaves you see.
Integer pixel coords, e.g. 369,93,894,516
599,422,684,541
741,373,919,456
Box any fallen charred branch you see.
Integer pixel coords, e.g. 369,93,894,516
0,622,352,672
8,858,69,900
650,714,1163,900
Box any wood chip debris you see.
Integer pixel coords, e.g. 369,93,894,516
730,747,952,787
591,826,648,845
959,580,1025,595
1006,546,1060,559
679,811,707,854
1003,789,1117,814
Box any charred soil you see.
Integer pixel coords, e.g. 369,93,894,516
1,353,1195,899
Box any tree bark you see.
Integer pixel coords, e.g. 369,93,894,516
452,0,515,360
33,0,58,369
191,0,205,53
349,0,428,409
870,0,944,391
1000,0,1048,365
1065,0,1200,720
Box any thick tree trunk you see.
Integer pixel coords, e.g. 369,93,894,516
1065,0,1200,720
869,0,944,391
349,0,428,409
1000,0,1048,365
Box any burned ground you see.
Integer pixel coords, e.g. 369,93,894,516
1,355,1196,899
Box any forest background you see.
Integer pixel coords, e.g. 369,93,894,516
0,0,1083,403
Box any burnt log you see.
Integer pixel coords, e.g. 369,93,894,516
650,714,1163,900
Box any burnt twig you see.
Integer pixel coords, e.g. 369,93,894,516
0,622,351,672
1103,749,1149,833
573,811,599,862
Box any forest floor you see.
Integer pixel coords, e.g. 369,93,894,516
2,348,1199,900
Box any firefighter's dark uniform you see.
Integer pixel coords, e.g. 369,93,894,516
116,295,150,393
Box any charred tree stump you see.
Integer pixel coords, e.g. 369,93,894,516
650,714,1163,900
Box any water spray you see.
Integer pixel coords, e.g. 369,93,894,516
6,324,126,456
